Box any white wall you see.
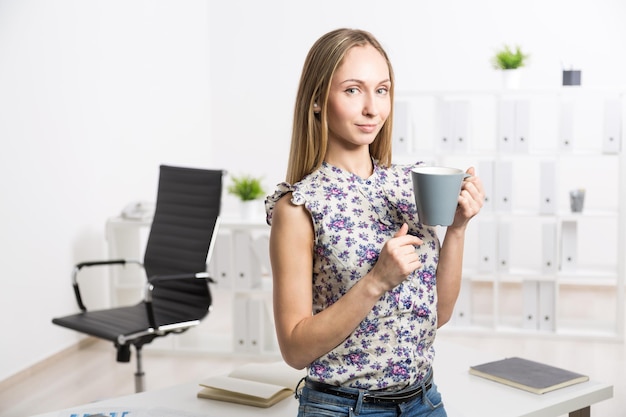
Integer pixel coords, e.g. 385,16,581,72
1,0,625,383
0,0,212,381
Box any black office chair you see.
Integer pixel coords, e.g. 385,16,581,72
52,165,223,392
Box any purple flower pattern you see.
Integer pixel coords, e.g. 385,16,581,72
265,161,440,391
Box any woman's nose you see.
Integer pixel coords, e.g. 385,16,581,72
362,95,379,117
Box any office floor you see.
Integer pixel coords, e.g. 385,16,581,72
1,333,624,417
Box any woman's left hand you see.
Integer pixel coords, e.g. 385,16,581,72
450,166,484,229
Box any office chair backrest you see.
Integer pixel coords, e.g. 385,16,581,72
144,165,223,327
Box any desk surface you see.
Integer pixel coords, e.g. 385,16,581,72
434,342,613,417
34,342,612,417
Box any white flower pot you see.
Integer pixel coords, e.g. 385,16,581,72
240,200,259,220
501,69,522,90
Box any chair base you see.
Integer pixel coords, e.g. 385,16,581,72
134,344,145,393
115,342,146,392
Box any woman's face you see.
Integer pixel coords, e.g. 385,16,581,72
326,44,391,150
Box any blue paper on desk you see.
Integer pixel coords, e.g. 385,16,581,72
58,407,207,417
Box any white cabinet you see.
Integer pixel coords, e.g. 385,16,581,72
396,88,625,341
105,216,279,355
105,217,151,307
206,219,277,355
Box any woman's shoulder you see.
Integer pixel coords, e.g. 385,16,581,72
264,173,320,225
265,182,295,226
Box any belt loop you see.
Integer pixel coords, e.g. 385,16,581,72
353,389,365,415
294,376,306,400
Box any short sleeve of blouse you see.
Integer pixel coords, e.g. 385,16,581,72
264,182,307,226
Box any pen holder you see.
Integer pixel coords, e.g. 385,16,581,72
563,70,581,86
569,189,585,213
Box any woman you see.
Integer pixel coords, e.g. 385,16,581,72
266,28,484,416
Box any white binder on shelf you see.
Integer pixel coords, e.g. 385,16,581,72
497,221,511,273
477,219,497,273
478,160,494,212
560,220,578,272
603,98,622,154
538,281,556,331
522,280,539,330
559,100,575,152
393,100,412,154
452,100,470,152
539,161,557,215
232,230,262,290
210,231,234,289
497,99,516,153
541,222,558,274
453,278,472,326
494,160,513,212
251,233,271,277
439,99,458,152
246,297,263,354
233,295,249,353
514,99,530,153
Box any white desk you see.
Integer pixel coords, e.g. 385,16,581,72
433,342,613,417
33,342,612,417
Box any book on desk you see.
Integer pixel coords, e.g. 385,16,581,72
197,361,305,408
469,357,589,395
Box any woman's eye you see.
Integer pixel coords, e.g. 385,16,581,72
377,87,389,95
345,87,359,94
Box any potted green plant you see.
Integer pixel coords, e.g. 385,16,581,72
228,174,265,201
491,44,529,89
227,174,265,219
492,45,529,70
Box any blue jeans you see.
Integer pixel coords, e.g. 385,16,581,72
296,376,447,416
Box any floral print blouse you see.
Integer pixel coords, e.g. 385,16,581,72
265,160,440,391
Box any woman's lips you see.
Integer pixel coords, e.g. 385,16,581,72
356,123,378,133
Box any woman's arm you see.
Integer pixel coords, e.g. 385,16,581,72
436,167,484,327
269,194,423,369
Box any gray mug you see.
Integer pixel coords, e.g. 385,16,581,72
411,166,470,226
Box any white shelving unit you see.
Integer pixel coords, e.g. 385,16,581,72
395,88,625,341
105,215,279,356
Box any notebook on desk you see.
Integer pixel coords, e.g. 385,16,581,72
197,361,305,408
469,357,589,395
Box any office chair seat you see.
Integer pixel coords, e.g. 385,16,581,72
53,305,152,342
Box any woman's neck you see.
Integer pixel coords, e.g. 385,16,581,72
324,147,373,179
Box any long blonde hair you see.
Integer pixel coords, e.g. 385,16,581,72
285,28,395,184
